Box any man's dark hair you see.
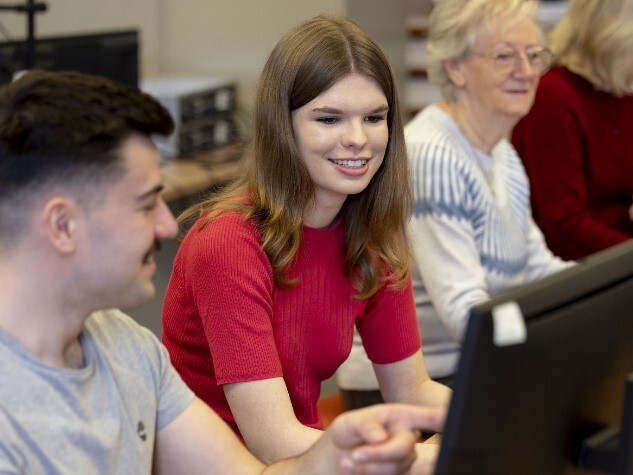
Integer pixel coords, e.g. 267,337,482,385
0,69,174,244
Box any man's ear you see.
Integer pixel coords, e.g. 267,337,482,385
444,58,467,88
41,196,82,254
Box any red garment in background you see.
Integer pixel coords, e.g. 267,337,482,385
512,67,633,260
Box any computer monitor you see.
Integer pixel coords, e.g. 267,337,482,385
435,240,633,475
0,29,138,86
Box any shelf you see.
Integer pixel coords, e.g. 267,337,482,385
405,14,434,119
406,14,429,38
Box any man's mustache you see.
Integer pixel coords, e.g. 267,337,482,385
143,239,161,263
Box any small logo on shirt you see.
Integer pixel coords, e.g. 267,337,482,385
137,421,147,441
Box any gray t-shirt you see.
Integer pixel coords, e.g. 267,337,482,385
0,309,194,474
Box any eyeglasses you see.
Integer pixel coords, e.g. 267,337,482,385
470,47,554,75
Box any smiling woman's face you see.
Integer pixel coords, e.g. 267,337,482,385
451,16,543,124
291,72,389,224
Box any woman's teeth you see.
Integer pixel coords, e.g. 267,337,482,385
330,159,367,168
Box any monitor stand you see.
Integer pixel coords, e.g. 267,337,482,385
578,374,633,474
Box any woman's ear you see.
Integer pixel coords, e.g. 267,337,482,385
444,58,467,88
41,196,81,254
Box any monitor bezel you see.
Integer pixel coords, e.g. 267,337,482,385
0,29,139,87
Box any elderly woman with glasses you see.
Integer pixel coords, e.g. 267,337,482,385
337,0,572,405
512,0,633,261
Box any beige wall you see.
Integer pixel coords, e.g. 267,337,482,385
158,0,346,115
1,1,350,113
0,1,413,118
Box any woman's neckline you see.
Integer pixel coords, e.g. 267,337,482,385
436,100,505,155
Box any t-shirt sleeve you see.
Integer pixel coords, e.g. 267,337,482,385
184,214,283,384
92,310,195,432
355,276,421,364
153,337,196,431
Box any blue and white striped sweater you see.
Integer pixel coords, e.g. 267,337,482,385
409,113,534,276
405,105,569,378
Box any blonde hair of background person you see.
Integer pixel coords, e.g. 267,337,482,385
549,0,633,96
426,0,540,100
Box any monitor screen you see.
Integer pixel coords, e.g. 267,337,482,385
0,29,138,87
435,240,633,475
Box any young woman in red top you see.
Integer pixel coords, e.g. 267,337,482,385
162,14,450,475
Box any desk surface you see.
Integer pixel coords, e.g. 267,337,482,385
161,143,243,202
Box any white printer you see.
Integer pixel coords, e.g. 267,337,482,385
142,76,238,160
